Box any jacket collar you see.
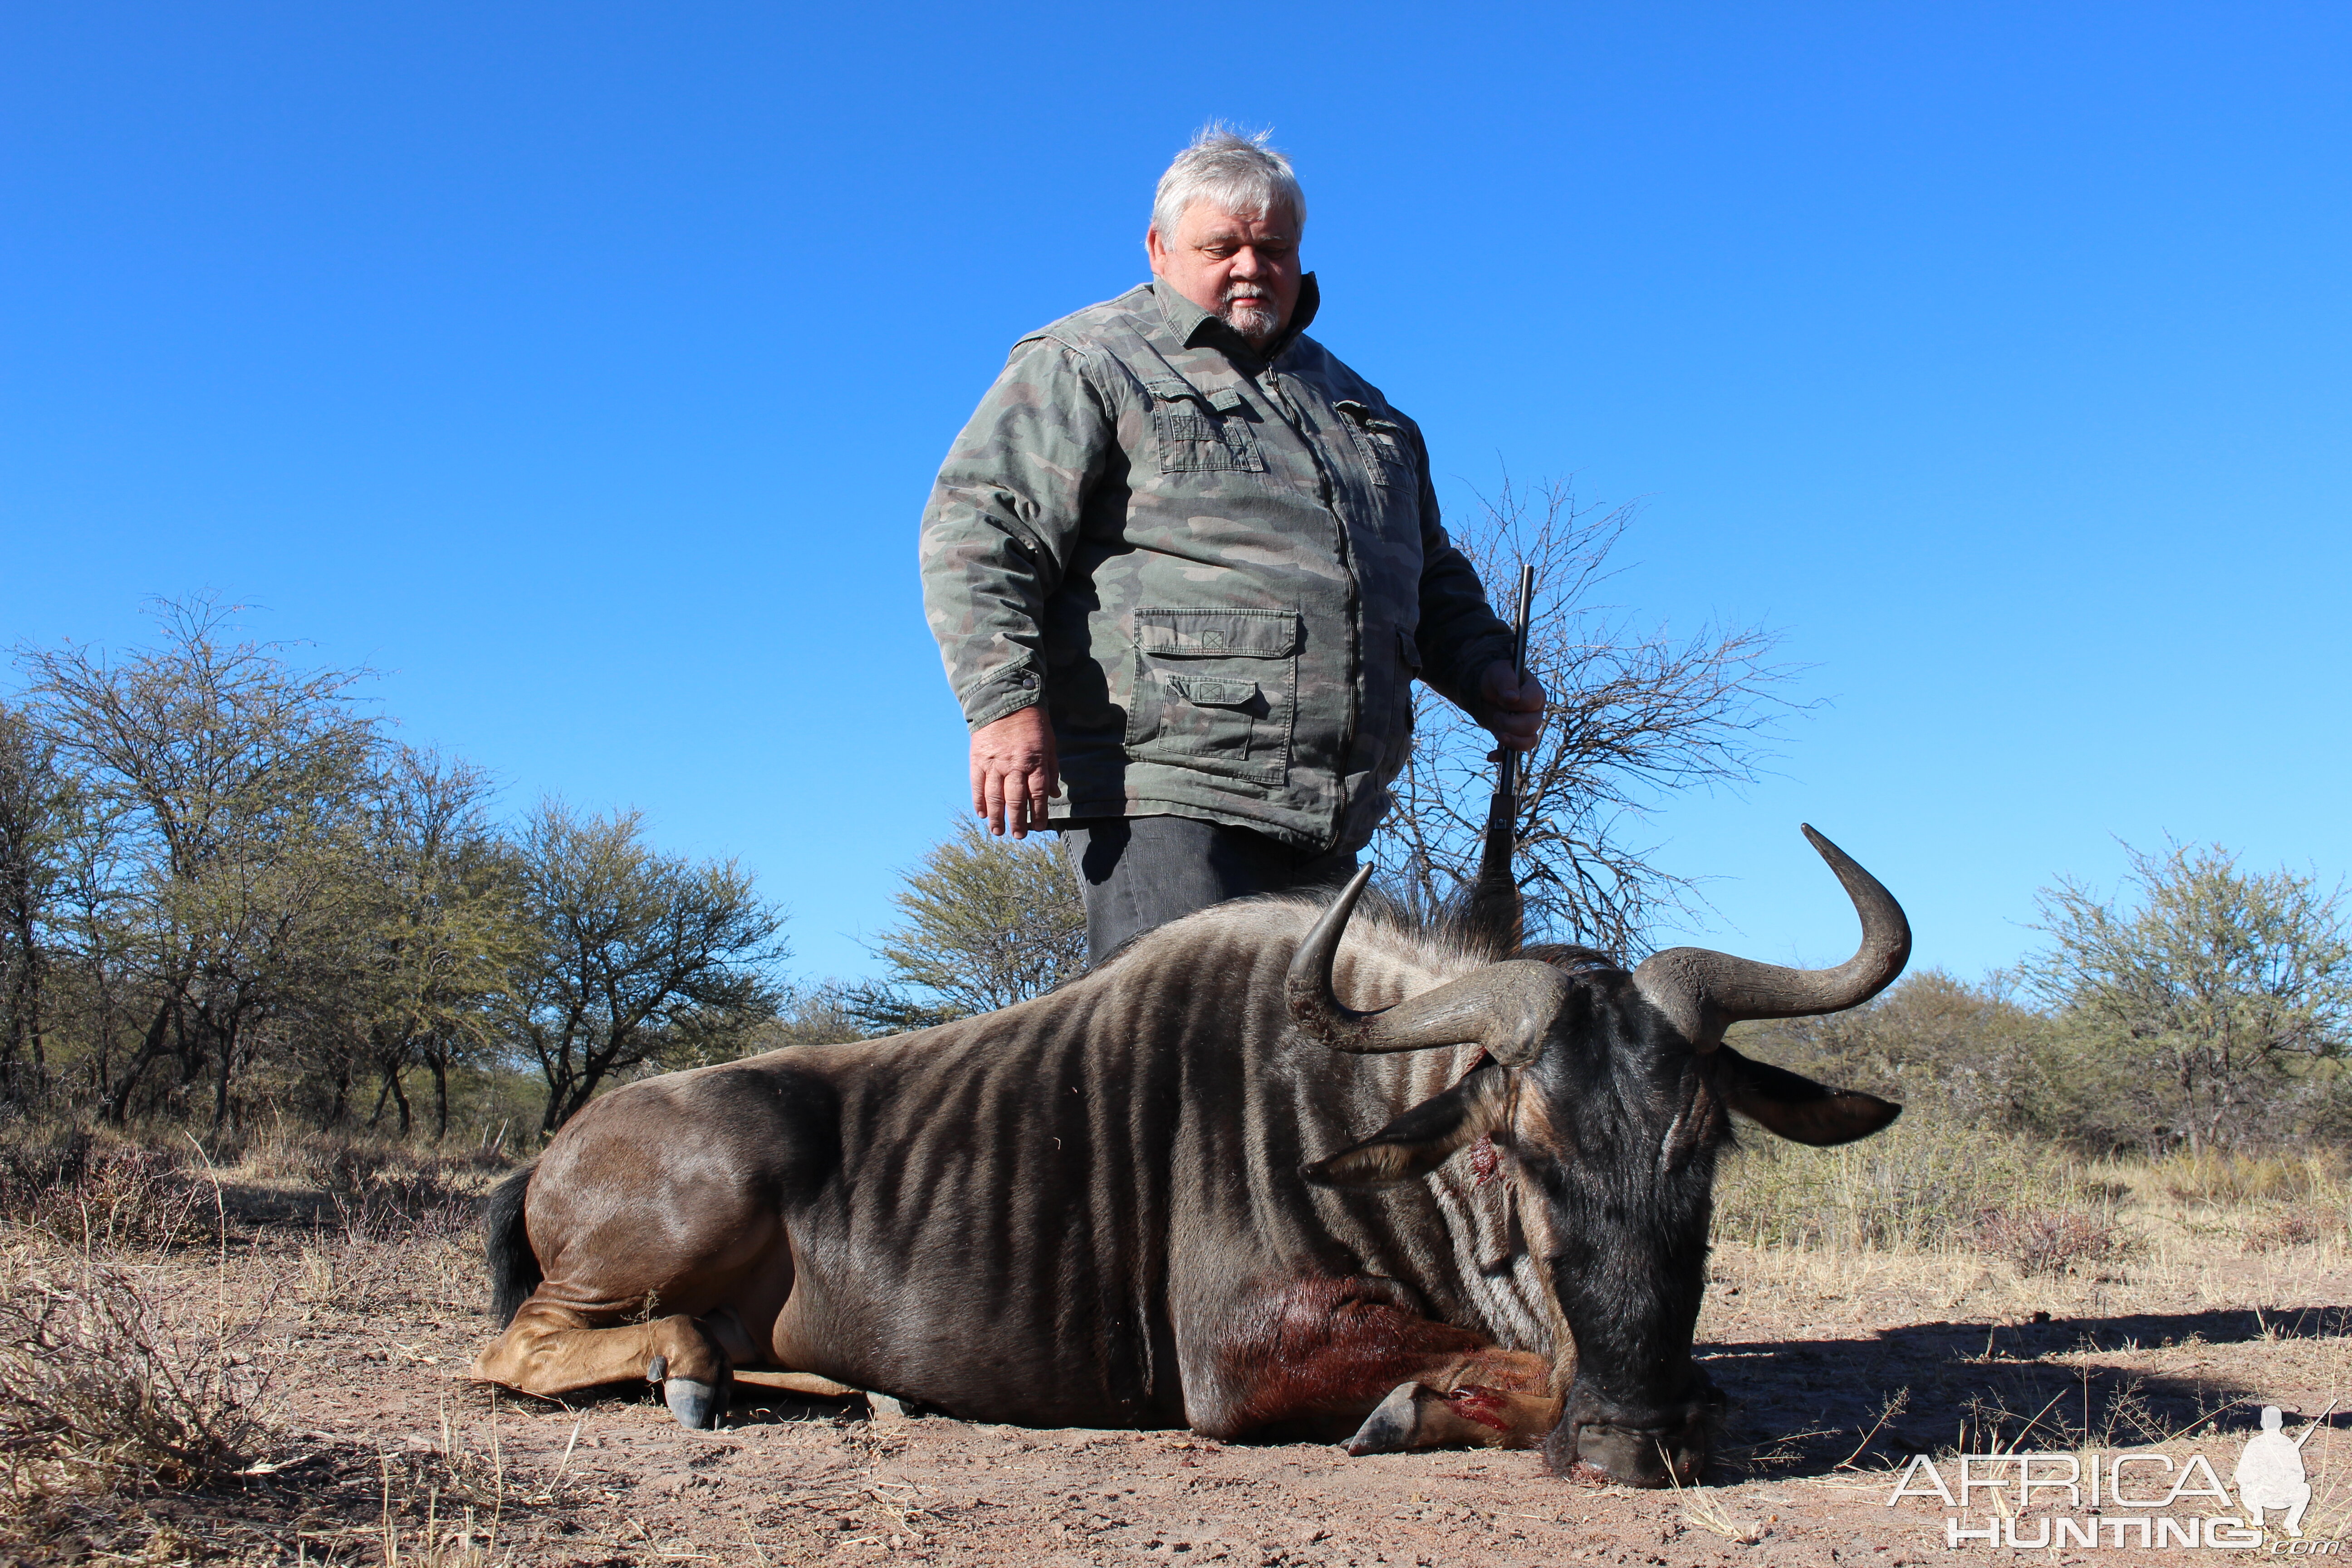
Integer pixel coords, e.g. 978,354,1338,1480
1151,273,1321,365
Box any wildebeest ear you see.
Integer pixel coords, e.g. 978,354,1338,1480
1713,1044,1901,1147
1304,1060,1509,1190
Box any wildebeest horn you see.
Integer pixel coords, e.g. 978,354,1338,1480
1631,824,1910,1049
1286,866,1573,1067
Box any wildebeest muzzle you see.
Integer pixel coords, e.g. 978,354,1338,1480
1549,1377,1724,1488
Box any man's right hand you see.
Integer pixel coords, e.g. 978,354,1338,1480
970,705,1059,838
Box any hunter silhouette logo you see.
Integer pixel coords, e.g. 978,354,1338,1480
1886,1400,2338,1550
2235,1404,2321,1538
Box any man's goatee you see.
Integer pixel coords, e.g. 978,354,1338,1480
1221,295,1279,343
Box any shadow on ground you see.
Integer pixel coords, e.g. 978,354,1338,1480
1706,1303,2352,1478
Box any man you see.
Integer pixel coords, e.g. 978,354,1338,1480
921,128,1544,965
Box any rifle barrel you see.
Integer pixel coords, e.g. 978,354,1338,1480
2295,1397,2340,1449
1512,562,1535,675
1500,563,1536,799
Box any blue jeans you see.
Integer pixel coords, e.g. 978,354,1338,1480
1060,815,1359,967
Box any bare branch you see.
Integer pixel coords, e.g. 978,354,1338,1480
1373,478,1807,954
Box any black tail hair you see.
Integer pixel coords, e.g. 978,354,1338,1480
1457,782,1524,956
484,1161,542,1326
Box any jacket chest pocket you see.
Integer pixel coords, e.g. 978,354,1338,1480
1122,607,1298,785
1334,400,1413,487
1147,379,1265,473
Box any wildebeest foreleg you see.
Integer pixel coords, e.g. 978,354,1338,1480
470,1300,734,1429
1207,1278,1559,1451
1344,1379,1563,1455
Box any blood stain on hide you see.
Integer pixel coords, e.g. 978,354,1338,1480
1214,1277,1493,1431
1442,1383,1514,1433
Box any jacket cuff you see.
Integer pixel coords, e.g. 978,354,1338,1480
963,661,1045,732
1443,635,1519,725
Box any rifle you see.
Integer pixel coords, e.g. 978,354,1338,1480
2294,1397,2340,1450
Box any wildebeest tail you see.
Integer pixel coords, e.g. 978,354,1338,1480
484,1161,541,1325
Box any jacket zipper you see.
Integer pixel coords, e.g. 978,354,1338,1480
1258,364,1359,851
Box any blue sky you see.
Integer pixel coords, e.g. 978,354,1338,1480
5,2,2346,985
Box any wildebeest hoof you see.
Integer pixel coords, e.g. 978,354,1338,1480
1345,1382,1422,1455
663,1377,725,1429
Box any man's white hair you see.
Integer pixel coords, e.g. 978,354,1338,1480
1150,125,1306,241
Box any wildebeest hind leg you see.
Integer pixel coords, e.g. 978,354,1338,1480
470,1301,735,1429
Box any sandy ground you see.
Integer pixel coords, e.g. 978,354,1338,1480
10,1186,2352,1566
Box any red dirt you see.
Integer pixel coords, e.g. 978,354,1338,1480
13,1194,2351,1565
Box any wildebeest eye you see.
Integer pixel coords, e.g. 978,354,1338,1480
1303,1060,1510,1190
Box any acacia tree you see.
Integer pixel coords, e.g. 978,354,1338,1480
1375,480,1799,954
2023,839,2352,1151
0,702,78,1104
508,799,787,1134
854,818,1088,1027
343,748,526,1139
16,598,382,1127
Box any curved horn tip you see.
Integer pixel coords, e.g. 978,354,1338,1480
1286,864,1381,1036
1331,862,1377,910
1632,822,1911,1033
1294,865,1377,968
1798,820,1912,979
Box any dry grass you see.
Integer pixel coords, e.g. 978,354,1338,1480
0,1118,514,1561
0,1124,212,1250
1703,1118,2352,1498
221,1112,510,1186
362,1390,590,1568
1971,1205,2135,1276
2244,1206,2351,1251
1717,1119,2352,1271
0,1132,283,1550
0,1252,278,1498
1666,1460,1763,1543
1714,1119,2103,1252
0,1114,2342,1562
2156,1148,2347,1206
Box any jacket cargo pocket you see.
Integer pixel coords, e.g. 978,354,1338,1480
1335,399,1413,487
1147,378,1265,474
1123,607,1298,785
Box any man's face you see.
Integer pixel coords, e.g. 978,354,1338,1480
1146,201,1302,349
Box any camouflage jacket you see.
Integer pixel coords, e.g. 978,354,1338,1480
920,276,1516,854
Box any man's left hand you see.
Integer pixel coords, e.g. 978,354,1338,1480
1480,661,1547,752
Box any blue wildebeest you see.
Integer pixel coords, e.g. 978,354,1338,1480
470,826,1906,1485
